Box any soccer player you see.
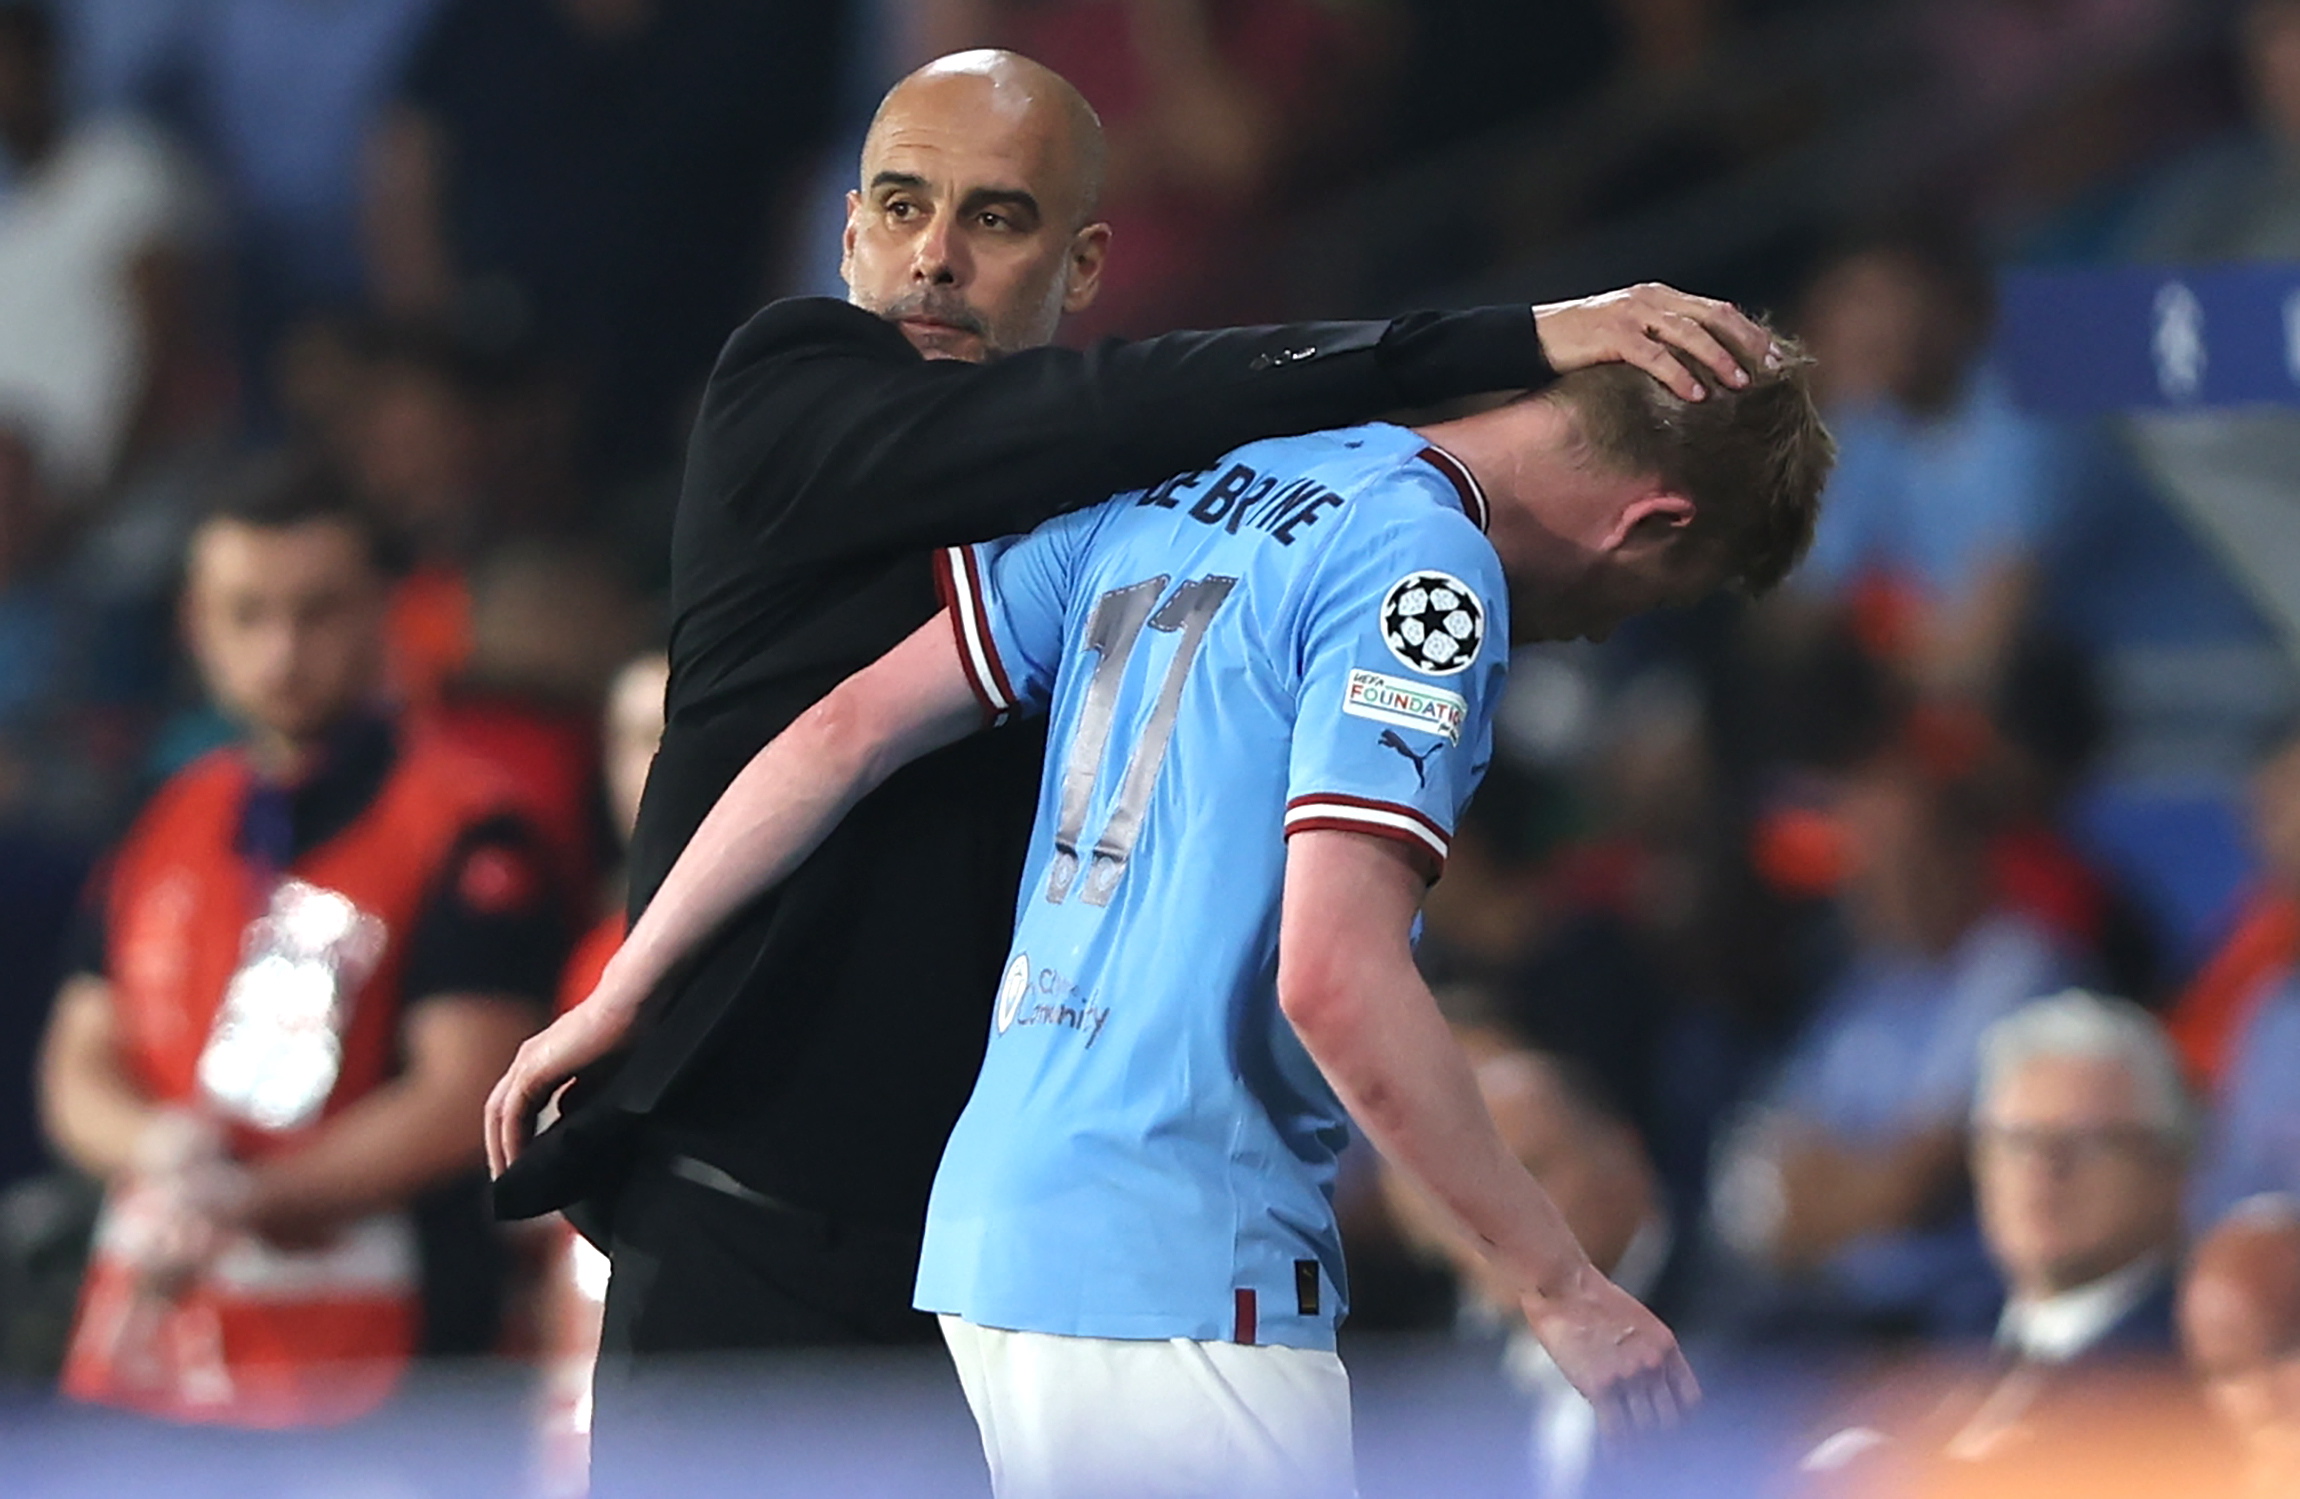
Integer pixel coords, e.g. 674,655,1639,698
491,349,1832,1495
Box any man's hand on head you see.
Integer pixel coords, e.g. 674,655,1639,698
1534,285,1778,402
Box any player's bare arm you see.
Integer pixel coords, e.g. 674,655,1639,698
483,616,983,1175
1275,828,1701,1434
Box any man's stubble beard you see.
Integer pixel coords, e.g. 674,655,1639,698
863,266,1071,363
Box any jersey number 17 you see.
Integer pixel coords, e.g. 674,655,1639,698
1047,574,1237,907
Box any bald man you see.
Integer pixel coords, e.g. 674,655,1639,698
2184,1196,2300,1494
493,44,1773,1403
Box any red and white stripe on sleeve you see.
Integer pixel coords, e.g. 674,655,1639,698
1284,794,1451,874
934,545,1020,727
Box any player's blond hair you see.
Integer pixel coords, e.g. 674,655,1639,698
1555,331,1834,597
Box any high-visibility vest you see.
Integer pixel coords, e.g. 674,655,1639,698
64,728,522,1427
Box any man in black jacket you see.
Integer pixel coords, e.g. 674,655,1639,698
491,48,1770,1375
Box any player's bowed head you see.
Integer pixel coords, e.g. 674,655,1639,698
1420,331,1832,646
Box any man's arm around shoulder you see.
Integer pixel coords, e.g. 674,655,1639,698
693,296,1553,559
690,287,1771,559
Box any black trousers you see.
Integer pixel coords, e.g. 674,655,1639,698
589,1154,943,1494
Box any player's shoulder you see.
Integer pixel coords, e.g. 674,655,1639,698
1314,431,1498,574
1281,431,1506,661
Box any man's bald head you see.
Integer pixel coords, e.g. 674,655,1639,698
869,50,1106,227
842,50,1112,361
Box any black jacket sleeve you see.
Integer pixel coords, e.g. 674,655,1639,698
690,298,1551,561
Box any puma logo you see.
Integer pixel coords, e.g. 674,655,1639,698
1379,729,1440,787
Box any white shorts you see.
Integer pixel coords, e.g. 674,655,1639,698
938,1315,1358,1499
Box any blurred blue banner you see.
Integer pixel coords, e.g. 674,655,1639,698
1999,264,2300,415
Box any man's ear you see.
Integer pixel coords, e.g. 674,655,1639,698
1598,491,1696,555
838,190,862,291
1063,222,1111,314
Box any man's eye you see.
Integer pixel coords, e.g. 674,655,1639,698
978,212,1010,231
887,199,917,220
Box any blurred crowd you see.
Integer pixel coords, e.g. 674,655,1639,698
0,0,2298,1495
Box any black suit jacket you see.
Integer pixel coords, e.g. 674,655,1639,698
494,296,1553,1234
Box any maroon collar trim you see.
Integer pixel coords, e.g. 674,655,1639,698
1414,444,1489,532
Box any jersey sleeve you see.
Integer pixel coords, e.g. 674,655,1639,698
933,506,1100,726
1283,504,1509,878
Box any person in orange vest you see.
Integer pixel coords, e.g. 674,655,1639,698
36,458,564,1428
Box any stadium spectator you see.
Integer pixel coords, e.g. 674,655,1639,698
2177,730,2300,1222
1796,992,2208,1493
356,331,488,708
1380,1032,1682,1499
365,0,845,482
0,0,213,499
2182,1194,2300,1497
2166,727,2300,1091
1711,742,2079,1341
316,324,592,716
2116,0,2300,261
35,461,561,1426
1968,994,2189,1370
59,0,444,408
1791,235,2072,701
428,540,646,913
2190,973,2300,1225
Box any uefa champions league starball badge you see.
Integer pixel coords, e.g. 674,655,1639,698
1380,571,1484,676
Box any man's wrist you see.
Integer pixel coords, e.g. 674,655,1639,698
1515,1251,1599,1311
587,947,651,1019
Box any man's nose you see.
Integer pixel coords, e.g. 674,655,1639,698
912,211,966,286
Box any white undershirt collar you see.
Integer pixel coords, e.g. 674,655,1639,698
1994,1252,2167,1365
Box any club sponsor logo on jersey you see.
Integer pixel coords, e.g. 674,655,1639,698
995,955,1112,1047
1380,571,1484,675
1343,668,1467,744
996,952,1031,1034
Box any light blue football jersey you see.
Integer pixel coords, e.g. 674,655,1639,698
920,422,1509,1351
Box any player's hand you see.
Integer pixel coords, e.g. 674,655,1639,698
484,982,643,1178
1520,1265,1702,1436
1533,284,1776,402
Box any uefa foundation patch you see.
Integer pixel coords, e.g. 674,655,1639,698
1343,669,1468,744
